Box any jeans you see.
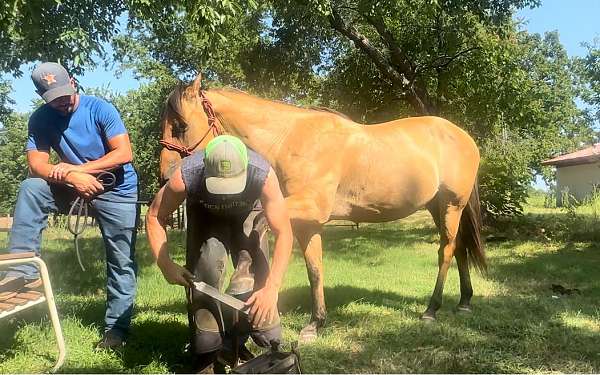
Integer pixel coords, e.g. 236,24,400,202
6,177,139,337
186,206,280,357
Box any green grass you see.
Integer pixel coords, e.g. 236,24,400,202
1,202,600,373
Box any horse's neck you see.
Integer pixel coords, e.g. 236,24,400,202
206,91,295,162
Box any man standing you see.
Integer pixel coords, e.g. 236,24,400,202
146,135,293,373
0,62,139,349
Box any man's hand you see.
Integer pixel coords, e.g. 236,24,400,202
245,284,279,328
65,171,104,199
49,162,80,182
158,259,194,288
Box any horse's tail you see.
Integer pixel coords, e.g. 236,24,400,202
459,182,487,272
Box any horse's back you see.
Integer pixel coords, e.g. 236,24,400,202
330,116,479,221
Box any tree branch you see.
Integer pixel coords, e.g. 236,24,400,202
327,7,436,114
327,8,407,87
417,47,480,73
361,13,414,76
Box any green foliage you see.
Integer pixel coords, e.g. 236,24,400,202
0,0,255,75
114,0,265,91
0,79,13,121
0,0,125,75
113,76,178,200
0,112,28,214
479,131,534,218
574,39,600,123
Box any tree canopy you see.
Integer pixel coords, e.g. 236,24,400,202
1,0,597,218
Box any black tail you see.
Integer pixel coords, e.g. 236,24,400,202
459,182,487,272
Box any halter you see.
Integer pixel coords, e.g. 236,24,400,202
159,90,223,157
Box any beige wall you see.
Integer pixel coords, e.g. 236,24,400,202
556,162,600,205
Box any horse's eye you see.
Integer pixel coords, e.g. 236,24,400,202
171,118,187,138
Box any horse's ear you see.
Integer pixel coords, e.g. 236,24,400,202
190,73,202,96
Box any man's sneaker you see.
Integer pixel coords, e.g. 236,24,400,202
95,330,126,351
0,276,25,301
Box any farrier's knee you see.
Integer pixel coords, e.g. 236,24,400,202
196,238,227,279
193,309,223,354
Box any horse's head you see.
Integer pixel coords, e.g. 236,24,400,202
159,74,214,183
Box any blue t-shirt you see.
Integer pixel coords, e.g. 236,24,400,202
26,95,138,195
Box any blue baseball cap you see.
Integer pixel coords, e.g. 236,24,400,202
31,62,76,103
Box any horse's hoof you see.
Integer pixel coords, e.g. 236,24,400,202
299,325,318,344
455,305,472,315
420,314,436,323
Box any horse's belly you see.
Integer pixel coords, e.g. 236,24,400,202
331,179,437,223
330,202,421,222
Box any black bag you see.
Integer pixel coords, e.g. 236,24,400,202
232,342,301,374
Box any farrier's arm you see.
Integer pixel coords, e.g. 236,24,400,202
246,167,293,326
146,167,194,287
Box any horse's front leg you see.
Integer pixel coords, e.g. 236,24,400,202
284,193,333,343
294,224,325,343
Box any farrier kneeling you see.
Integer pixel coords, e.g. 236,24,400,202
145,135,294,373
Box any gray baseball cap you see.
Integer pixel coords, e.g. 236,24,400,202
31,62,76,103
204,135,249,195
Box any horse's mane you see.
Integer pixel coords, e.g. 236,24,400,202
307,106,351,120
168,83,351,121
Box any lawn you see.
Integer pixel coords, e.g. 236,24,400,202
1,194,599,373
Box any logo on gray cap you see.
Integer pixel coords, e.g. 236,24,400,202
31,62,76,103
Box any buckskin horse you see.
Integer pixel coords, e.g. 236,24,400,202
158,75,486,342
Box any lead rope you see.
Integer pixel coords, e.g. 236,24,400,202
67,171,116,271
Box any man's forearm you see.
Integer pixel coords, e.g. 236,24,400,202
30,162,69,183
264,230,293,290
146,215,172,266
78,148,131,173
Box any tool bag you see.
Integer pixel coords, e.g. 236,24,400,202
232,341,301,374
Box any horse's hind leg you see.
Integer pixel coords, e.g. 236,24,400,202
429,199,474,314
422,201,465,321
454,245,474,313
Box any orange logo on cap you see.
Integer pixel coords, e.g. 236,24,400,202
42,73,56,85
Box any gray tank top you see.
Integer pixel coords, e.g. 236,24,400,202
181,149,270,216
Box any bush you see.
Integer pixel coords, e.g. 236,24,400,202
479,132,534,220
0,113,28,214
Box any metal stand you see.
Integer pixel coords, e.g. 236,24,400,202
0,252,66,372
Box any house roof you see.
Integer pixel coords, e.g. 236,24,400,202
541,143,600,167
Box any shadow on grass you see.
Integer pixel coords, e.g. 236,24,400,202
281,284,600,373
487,241,600,315
279,285,429,317
122,318,191,373
321,223,439,265
0,300,193,373
38,230,186,296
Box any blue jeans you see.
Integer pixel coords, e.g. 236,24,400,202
7,177,139,337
